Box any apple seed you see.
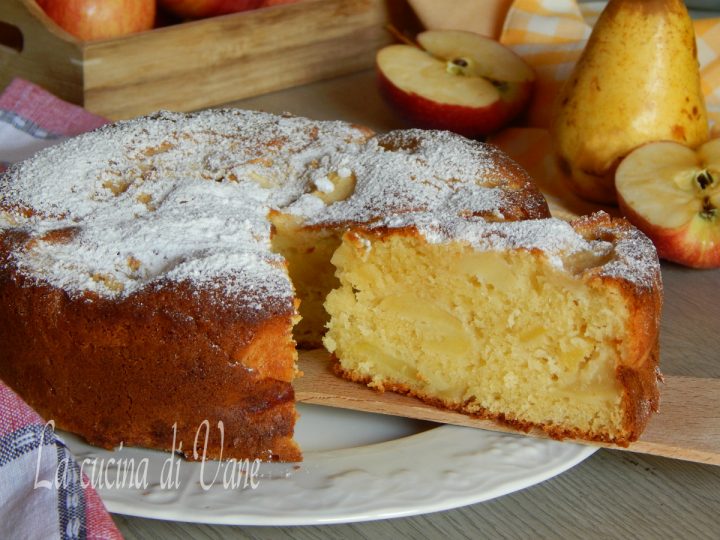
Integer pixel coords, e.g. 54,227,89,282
700,197,717,221
447,58,470,76
490,80,510,93
696,170,715,190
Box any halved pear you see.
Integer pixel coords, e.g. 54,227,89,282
616,140,720,268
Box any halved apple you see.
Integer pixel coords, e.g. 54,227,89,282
616,140,720,269
376,30,535,138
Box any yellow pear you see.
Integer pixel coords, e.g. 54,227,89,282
551,0,708,204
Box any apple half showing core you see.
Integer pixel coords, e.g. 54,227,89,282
616,139,720,269
376,30,535,138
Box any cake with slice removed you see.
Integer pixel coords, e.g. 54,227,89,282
0,110,551,461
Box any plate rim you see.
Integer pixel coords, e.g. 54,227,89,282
65,416,598,526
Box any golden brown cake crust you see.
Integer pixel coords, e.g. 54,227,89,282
0,236,301,461
332,344,660,447
572,212,663,442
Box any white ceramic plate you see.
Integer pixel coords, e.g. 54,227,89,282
64,404,596,526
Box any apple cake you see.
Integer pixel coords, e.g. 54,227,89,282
325,211,662,445
0,109,551,461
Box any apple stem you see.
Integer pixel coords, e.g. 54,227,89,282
384,24,420,49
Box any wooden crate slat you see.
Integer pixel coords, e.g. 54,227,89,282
0,0,391,119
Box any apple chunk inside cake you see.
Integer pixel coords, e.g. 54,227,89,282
270,213,342,348
324,215,661,444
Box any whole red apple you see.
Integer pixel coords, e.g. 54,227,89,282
39,0,155,41
616,140,720,269
376,30,535,138
158,0,264,19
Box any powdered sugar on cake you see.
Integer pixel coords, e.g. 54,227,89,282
0,109,372,303
0,109,655,303
288,129,544,225
366,211,660,290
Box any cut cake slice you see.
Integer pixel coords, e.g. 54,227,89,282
324,212,662,445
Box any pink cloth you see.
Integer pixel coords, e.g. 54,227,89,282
0,78,120,540
0,79,107,137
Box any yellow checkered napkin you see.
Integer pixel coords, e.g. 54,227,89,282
489,0,720,217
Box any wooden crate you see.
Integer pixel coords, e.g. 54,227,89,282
0,0,392,119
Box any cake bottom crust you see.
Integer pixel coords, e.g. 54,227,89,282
332,341,661,447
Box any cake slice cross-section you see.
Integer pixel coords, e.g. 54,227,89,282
324,212,662,445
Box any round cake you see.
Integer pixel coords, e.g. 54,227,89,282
0,109,551,461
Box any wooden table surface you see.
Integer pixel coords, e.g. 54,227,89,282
112,70,720,540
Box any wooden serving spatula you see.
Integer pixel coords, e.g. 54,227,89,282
294,349,720,466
